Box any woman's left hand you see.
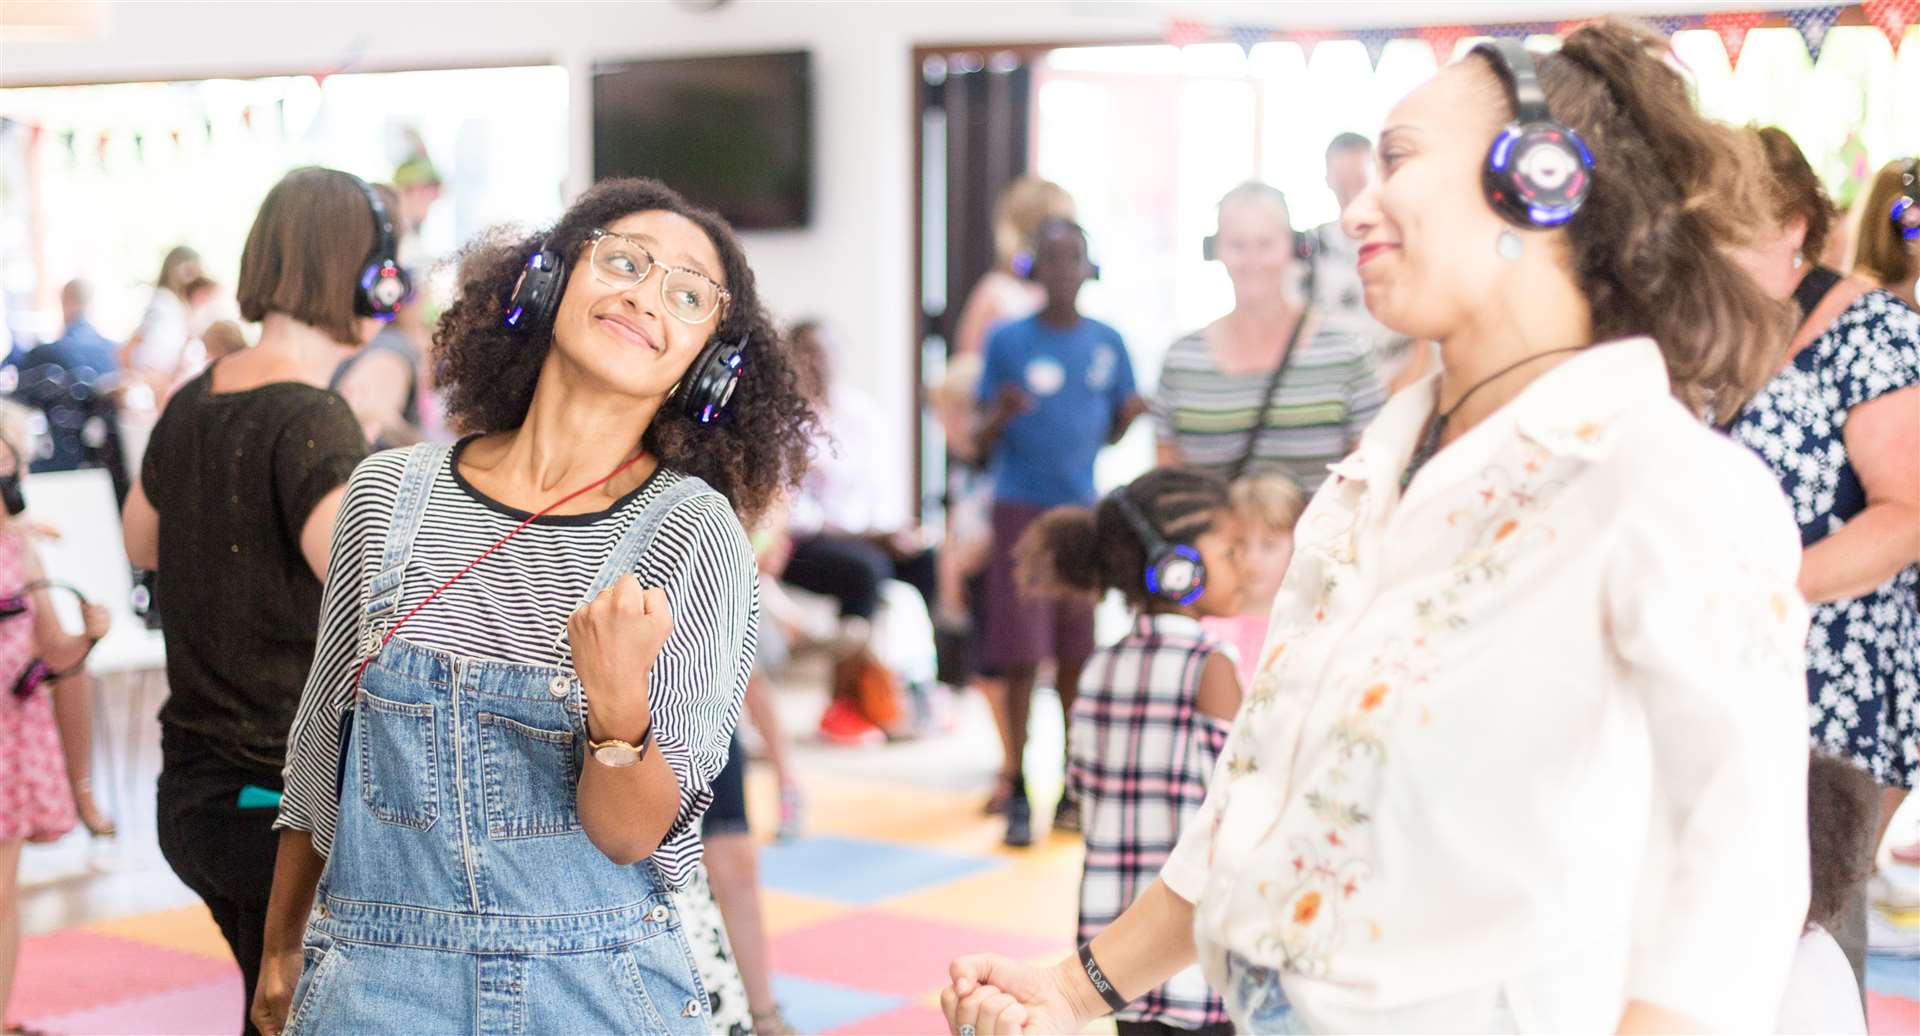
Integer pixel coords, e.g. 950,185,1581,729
569,575,673,743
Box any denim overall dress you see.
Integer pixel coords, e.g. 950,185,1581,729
285,443,717,1034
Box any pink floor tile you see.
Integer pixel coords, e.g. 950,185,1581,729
772,909,1063,1000
1869,991,1920,1035
831,1002,951,1035
10,930,235,1020
28,973,242,1036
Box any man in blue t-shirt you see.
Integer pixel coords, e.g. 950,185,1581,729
972,218,1144,847
19,279,122,472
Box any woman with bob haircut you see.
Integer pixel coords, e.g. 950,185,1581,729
122,167,379,1036
251,176,815,1035
941,20,1812,1034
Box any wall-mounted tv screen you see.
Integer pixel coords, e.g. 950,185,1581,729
592,50,812,230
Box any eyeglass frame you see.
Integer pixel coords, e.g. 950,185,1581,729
584,227,732,324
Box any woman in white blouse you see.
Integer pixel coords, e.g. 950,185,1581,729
942,21,1812,1035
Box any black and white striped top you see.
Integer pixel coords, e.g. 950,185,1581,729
274,440,757,889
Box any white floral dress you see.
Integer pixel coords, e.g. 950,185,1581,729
1159,339,1813,1033
1732,289,1920,789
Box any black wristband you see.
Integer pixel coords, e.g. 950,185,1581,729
1077,942,1130,1014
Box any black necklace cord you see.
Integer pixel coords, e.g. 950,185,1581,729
1399,344,1593,490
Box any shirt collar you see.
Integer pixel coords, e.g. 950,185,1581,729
1136,612,1205,638
1333,336,1669,489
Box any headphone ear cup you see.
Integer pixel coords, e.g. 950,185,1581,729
1143,543,1206,606
675,334,749,426
504,248,567,330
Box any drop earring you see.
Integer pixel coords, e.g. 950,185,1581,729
1496,229,1523,262
1792,250,1804,270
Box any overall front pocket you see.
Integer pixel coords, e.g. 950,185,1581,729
355,691,440,830
477,711,582,839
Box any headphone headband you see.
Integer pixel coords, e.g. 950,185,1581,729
1111,490,1163,551
349,173,409,318
1476,39,1551,125
1109,488,1207,607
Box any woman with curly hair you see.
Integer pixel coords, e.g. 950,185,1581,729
942,21,1811,1034
251,177,815,1035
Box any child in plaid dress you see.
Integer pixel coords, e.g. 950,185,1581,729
1013,468,1249,1036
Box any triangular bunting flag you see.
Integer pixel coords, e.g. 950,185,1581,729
1648,14,1700,36
1289,27,1336,62
1782,6,1844,62
1228,24,1270,56
1704,11,1765,65
1167,18,1209,47
1862,0,1917,53
1416,24,1470,65
1352,28,1395,69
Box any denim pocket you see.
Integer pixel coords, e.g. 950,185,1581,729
283,937,348,1036
610,937,711,1035
477,711,581,840
355,691,439,831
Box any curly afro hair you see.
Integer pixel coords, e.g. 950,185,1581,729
432,177,816,525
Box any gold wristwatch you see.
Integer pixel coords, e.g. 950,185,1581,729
588,721,653,768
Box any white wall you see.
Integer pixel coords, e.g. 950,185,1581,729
1,0,1786,515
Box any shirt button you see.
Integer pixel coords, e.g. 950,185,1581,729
682,998,702,1018
548,675,570,698
647,905,670,923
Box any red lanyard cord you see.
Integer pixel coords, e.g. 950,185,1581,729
352,451,649,688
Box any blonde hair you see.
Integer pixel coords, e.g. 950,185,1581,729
929,351,984,411
0,399,35,464
1854,159,1917,291
992,176,1076,271
1230,473,1305,535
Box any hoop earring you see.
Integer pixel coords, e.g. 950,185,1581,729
1496,229,1523,262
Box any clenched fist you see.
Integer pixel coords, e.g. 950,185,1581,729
569,575,673,744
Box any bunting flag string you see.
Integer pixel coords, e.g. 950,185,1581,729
1159,3,1914,69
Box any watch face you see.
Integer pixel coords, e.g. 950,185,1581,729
594,742,639,768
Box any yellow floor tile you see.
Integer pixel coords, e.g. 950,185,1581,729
82,904,232,961
758,888,849,935
885,847,1084,942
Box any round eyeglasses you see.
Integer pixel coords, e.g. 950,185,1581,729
586,228,731,324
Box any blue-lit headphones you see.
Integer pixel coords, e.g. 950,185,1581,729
1892,158,1919,243
1012,218,1100,281
1475,39,1593,228
503,234,750,426
1110,490,1206,607
350,175,409,319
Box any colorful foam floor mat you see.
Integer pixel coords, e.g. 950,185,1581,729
11,771,1920,1034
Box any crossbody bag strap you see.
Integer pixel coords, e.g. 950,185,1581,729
1231,307,1313,482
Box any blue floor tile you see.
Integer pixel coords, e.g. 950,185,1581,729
1866,950,1920,999
759,834,1004,904
771,974,906,1033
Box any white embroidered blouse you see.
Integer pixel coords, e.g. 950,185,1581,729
1159,338,1812,1033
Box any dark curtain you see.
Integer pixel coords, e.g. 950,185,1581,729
915,52,1033,516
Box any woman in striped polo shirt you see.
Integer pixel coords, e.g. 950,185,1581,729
1153,183,1386,492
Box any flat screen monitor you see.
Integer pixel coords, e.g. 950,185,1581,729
591,50,812,230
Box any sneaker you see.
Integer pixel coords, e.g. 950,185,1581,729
817,699,885,746
776,781,805,841
1052,795,1081,834
1004,794,1033,848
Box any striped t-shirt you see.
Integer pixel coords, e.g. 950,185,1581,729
274,441,757,889
1151,319,1386,492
